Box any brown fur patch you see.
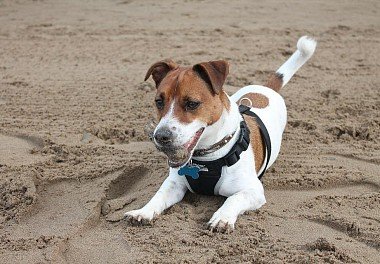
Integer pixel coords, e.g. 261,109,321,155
145,59,179,86
220,91,231,112
192,60,229,95
238,93,269,109
236,93,268,173
155,67,229,125
245,117,265,173
265,72,283,92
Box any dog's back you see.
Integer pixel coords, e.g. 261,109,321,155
232,85,286,173
231,36,317,173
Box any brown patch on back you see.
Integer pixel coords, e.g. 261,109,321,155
238,93,269,109
265,72,283,92
237,93,269,173
245,118,265,173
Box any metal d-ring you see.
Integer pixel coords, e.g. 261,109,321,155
239,97,253,108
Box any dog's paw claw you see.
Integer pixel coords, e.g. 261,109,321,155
207,211,236,233
208,220,234,233
124,209,155,226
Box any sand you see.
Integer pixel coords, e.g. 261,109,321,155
0,0,379,263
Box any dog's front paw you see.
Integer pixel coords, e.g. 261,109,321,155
124,209,156,226
207,210,236,233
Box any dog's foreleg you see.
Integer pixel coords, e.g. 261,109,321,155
125,169,187,225
208,180,266,233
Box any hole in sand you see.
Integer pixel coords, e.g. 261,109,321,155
106,166,149,200
102,166,150,221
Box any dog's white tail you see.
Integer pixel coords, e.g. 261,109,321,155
266,36,317,91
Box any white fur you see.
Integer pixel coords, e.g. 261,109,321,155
277,36,317,87
194,93,242,161
125,36,316,231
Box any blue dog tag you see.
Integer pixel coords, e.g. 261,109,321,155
178,164,202,179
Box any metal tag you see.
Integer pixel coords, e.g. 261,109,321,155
178,164,206,179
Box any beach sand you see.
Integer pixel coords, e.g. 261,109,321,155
0,0,379,263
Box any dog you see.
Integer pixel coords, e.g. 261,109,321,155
125,36,317,232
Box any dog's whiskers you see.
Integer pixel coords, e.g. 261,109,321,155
144,120,157,141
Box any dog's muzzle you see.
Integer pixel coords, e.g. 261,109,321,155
154,127,176,146
154,127,186,167
153,126,205,168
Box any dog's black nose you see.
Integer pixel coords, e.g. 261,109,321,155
154,127,174,145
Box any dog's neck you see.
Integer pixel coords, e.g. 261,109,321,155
194,94,243,161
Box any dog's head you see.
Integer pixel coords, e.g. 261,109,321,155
145,59,230,167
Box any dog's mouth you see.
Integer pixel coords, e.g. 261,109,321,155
184,127,205,153
166,127,205,168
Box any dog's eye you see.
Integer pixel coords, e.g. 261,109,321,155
185,100,201,111
155,99,164,110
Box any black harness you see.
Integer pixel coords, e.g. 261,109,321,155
183,105,272,195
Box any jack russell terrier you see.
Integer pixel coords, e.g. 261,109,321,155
125,36,317,233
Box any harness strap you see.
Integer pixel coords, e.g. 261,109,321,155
238,104,272,180
184,105,272,195
185,121,250,195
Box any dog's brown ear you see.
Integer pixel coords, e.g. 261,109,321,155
144,59,178,87
192,60,229,94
